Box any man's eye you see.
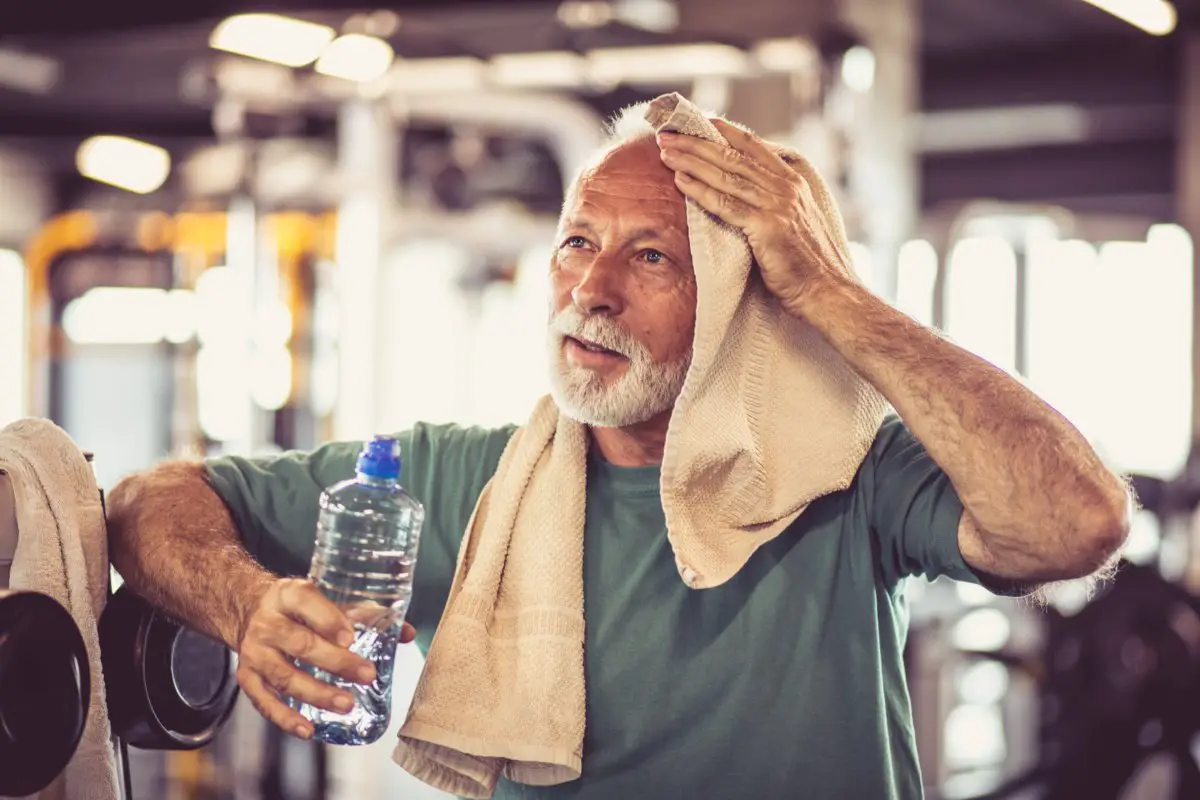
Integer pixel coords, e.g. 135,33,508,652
641,249,665,264
564,236,587,249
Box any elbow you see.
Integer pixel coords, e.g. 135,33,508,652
106,462,208,553
107,468,161,534
106,472,143,522
106,470,154,566
110,461,206,512
1063,479,1134,578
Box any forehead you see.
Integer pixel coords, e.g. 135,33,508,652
562,138,686,228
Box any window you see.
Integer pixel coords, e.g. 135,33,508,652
1027,226,1193,478
895,239,938,327
944,237,1018,375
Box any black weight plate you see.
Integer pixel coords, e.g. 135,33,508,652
0,590,89,796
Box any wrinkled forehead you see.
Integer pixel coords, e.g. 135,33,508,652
560,137,686,226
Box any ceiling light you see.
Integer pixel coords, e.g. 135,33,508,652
587,43,749,85
367,10,403,38
344,10,403,38
0,47,60,94
557,1,614,29
76,136,170,194
1080,0,1176,35
491,51,588,88
315,34,395,82
209,13,335,67
213,57,295,100
612,0,678,33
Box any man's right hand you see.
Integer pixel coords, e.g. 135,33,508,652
234,577,416,739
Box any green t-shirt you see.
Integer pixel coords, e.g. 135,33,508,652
206,416,983,800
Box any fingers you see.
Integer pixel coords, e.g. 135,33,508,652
235,577,420,737
673,172,756,228
658,132,790,197
710,118,795,179
658,146,761,209
237,666,314,740
261,617,376,684
275,579,356,647
256,648,358,713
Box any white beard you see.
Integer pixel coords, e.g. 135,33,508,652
546,307,690,428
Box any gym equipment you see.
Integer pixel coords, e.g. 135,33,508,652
0,590,91,797
95,449,240,798
0,448,240,797
0,586,240,798
0,467,91,796
966,563,1200,800
99,584,240,752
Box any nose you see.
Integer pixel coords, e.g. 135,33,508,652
570,255,624,316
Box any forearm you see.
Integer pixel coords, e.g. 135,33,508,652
792,276,1131,577
107,462,275,649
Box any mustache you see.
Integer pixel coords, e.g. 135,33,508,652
549,308,640,358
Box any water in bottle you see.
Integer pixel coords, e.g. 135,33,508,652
289,435,425,745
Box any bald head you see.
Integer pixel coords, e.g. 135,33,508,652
562,135,681,223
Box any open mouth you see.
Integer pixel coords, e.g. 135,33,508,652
566,335,623,358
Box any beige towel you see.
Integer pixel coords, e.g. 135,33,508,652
393,93,888,797
0,419,121,800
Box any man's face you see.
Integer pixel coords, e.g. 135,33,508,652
547,137,697,427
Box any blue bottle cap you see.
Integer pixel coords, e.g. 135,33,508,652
357,435,401,480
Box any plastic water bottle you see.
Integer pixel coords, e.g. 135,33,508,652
289,435,425,745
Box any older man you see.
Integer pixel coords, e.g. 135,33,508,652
107,106,1131,799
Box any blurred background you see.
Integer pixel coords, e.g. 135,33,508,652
1,0,1198,797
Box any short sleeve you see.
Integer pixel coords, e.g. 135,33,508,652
204,422,517,652
859,416,977,589
204,438,373,578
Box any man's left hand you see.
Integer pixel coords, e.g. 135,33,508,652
656,120,851,316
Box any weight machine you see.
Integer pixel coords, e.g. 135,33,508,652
965,559,1200,799
0,453,239,799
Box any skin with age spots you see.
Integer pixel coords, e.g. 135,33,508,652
548,138,697,468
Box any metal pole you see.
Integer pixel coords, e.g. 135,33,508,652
838,0,919,305
1013,242,1029,377
333,100,397,442
224,193,269,455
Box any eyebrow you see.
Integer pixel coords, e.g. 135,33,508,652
560,219,683,246
560,218,597,237
626,226,680,243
